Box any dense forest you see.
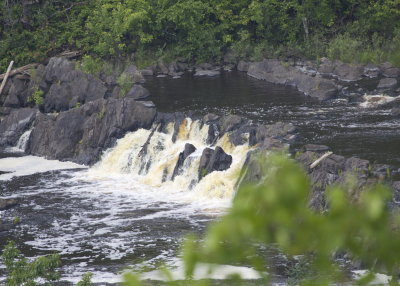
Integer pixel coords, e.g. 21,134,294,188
1,0,400,70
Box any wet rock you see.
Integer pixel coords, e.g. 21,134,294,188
28,98,156,165
304,144,330,153
206,123,220,145
140,68,154,76
364,64,381,78
0,198,18,210
377,78,398,89
392,107,400,117
383,67,400,78
203,113,219,123
220,115,244,133
0,107,37,147
194,69,220,77
198,146,232,180
249,122,297,146
172,143,196,180
123,64,145,83
248,59,338,101
237,61,250,72
125,85,150,100
392,181,400,203
157,61,169,75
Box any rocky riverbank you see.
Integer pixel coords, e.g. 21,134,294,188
0,56,399,208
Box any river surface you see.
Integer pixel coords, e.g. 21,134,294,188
0,71,399,285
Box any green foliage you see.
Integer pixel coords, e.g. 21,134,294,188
97,106,106,119
80,55,103,75
77,272,93,286
12,216,21,225
1,0,400,69
117,73,134,97
124,153,400,285
2,241,61,286
28,88,44,106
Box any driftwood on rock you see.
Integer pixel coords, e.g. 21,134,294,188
0,50,80,82
0,63,38,81
310,151,333,169
0,61,14,96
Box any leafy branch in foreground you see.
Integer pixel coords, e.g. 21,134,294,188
1,241,93,286
2,241,61,286
124,152,400,285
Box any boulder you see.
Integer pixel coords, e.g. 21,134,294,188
194,70,220,77
383,67,400,78
392,107,400,117
0,108,37,147
3,77,30,108
220,115,244,133
237,61,250,72
377,78,397,90
392,181,400,202
304,144,330,153
125,85,150,100
123,64,145,83
198,146,232,180
364,64,381,78
0,198,18,210
44,69,107,113
172,143,196,180
43,57,75,83
203,113,219,123
28,98,156,165
333,63,363,81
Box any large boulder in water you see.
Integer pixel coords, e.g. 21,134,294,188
0,107,37,147
198,146,232,180
172,143,196,180
28,98,156,164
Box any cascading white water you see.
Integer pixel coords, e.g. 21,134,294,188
6,129,32,152
90,119,251,201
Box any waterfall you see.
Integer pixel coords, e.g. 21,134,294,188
6,130,32,153
90,119,251,200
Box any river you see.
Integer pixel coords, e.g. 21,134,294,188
0,71,399,284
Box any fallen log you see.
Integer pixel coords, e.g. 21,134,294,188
310,151,333,169
0,63,39,81
0,61,14,96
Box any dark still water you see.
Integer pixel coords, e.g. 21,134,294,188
145,71,400,167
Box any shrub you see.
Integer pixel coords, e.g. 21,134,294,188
117,72,134,97
2,241,61,286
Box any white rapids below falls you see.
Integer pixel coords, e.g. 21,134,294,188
0,119,261,284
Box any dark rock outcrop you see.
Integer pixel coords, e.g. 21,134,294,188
198,146,232,180
44,68,107,113
248,59,338,101
28,98,156,165
0,108,37,147
172,143,196,180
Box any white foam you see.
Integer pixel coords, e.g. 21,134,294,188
353,270,392,285
140,260,263,281
0,156,86,180
360,95,400,108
